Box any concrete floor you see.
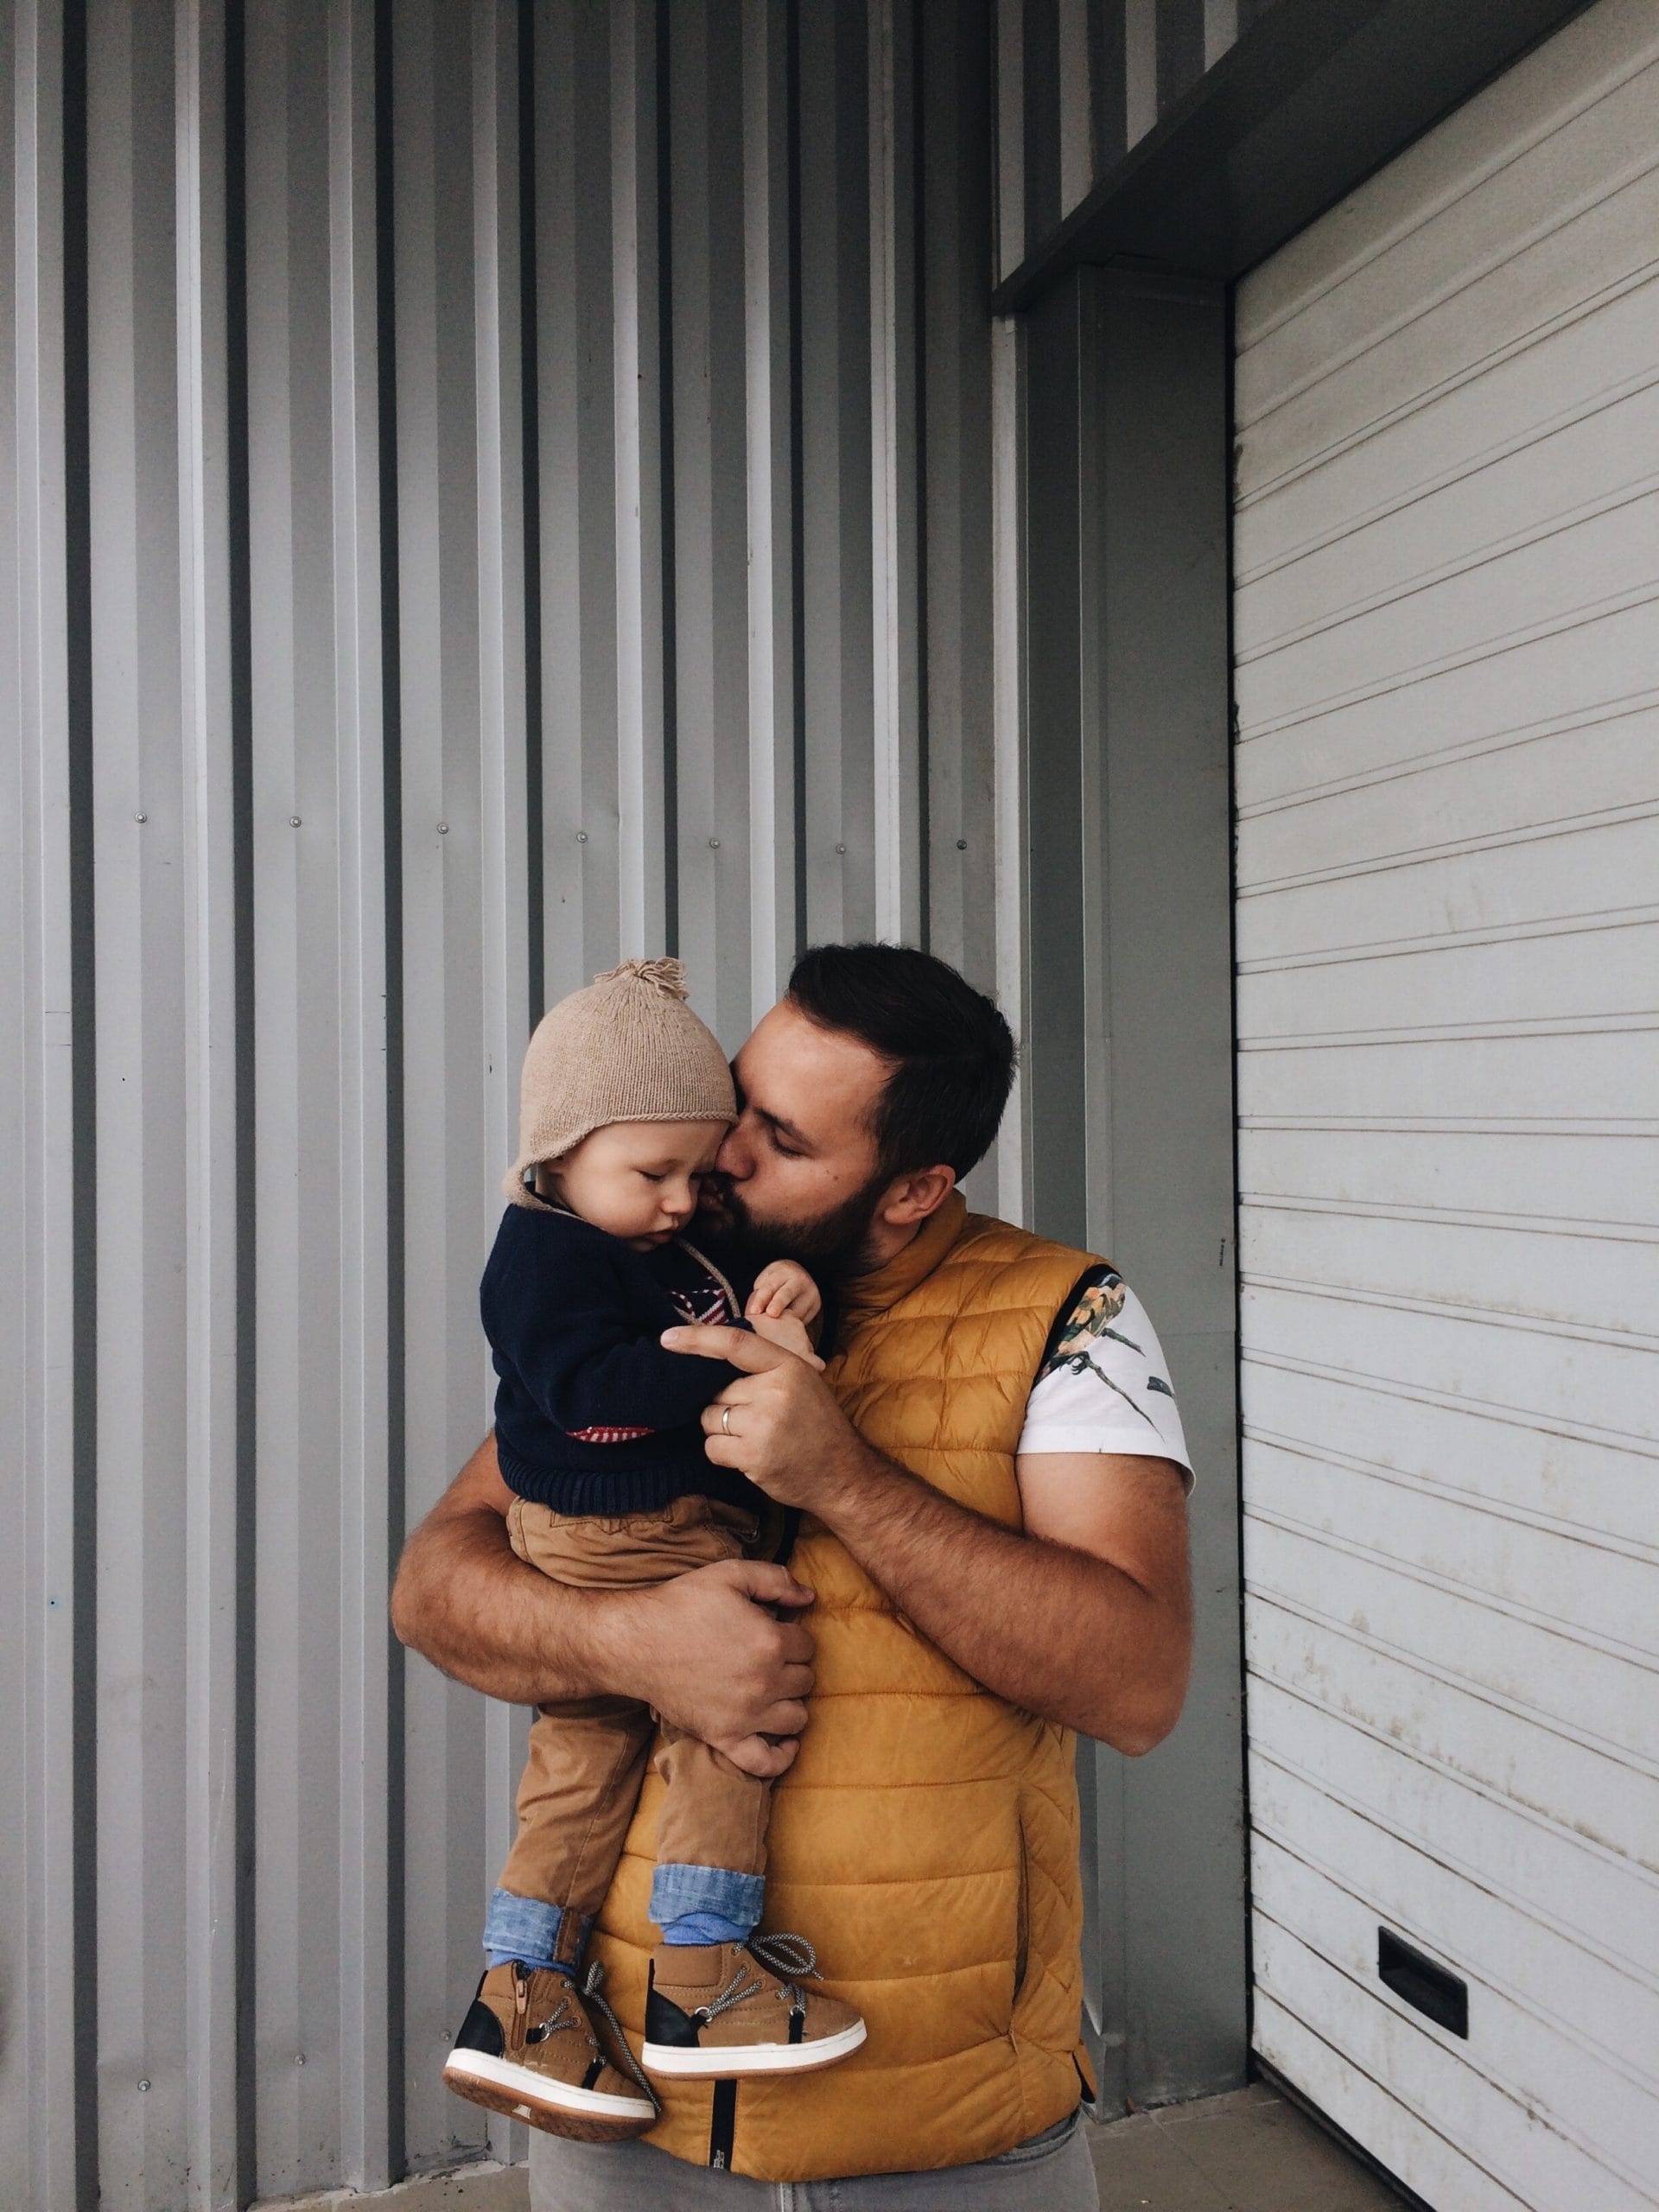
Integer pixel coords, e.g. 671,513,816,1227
266,2082,1408,2210
1090,2083,1408,2212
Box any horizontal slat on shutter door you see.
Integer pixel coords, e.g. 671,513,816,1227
1234,3,1659,2205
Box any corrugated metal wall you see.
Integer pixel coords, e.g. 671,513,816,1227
991,0,1259,278
4,3,1017,2203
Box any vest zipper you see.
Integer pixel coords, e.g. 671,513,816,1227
1014,1813,1031,2006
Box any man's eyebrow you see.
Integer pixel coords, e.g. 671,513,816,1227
755,1103,813,1152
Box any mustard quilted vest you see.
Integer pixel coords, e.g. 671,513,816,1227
588,1192,1102,2181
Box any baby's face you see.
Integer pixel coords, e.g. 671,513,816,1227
542,1118,730,1249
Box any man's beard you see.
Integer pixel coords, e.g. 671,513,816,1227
695,1171,889,1288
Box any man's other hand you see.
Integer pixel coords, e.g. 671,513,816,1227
634,1556,817,1778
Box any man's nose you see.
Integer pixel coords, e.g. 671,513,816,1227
715,1122,753,1179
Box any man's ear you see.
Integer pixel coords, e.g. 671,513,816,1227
877,1164,957,1227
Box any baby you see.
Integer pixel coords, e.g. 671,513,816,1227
442,958,865,2142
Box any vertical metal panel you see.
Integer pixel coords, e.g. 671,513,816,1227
995,0,1027,280
918,0,998,1029
666,0,753,1038
1124,0,1160,145
1155,0,1207,113
174,6,242,2202
609,0,671,960
991,315,1031,1226
472,0,531,1204
244,0,389,2194
798,0,876,944
1056,0,1093,213
468,11,533,2166
1020,0,1062,252
391,0,495,2169
1020,280,1089,1243
868,0,923,945
326,1,392,2185
741,0,799,1025
533,0,622,1001
1088,0,1128,175
1203,0,1240,69
4,3,85,2206
85,4,210,2199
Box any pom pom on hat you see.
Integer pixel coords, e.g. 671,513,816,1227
504,956,735,1205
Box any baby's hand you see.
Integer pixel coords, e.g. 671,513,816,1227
748,1309,823,1368
747,1260,822,1326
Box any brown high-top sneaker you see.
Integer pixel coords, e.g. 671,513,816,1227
443,1961,658,2139
642,1934,866,2078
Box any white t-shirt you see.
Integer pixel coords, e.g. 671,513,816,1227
1014,1266,1192,1484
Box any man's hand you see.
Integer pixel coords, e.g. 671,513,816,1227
390,1433,818,1776
632,1557,817,1777
661,1324,872,1508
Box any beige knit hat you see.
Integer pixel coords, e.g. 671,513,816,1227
504,957,736,1205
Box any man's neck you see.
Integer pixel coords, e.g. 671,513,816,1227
855,1213,927,1274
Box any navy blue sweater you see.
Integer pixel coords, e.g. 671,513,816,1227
482,1201,766,1516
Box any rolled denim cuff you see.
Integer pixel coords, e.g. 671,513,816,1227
482,1889,591,1970
648,1862,765,1933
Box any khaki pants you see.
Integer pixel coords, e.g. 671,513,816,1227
499,1494,772,1924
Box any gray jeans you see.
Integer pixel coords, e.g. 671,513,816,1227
527,2106,1099,2211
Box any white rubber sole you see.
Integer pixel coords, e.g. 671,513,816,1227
442,2046,656,2122
642,2016,868,2077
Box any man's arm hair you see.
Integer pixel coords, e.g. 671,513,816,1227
389,1433,820,1775
673,1322,1194,1753
388,1434,641,1704
823,1448,1192,1753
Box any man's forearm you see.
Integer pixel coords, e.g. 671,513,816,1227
816,1448,1188,1752
390,1492,640,1706
389,1436,821,1771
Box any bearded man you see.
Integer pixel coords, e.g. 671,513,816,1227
391,943,1193,2210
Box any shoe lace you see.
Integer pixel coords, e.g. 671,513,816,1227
695,1933,821,2024
578,1961,663,2116
524,1993,574,2044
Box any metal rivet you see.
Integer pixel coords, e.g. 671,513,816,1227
294,2053,306,2068
836,842,847,855
289,815,302,828
135,811,149,823
708,837,721,849
575,830,588,842
436,822,448,836
957,839,968,850
137,2080,150,2094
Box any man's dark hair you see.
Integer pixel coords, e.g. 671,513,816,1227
785,943,1016,1182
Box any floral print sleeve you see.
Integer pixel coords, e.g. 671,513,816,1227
1017,1265,1193,1485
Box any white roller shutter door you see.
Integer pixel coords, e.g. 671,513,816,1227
1232,3,1659,2207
